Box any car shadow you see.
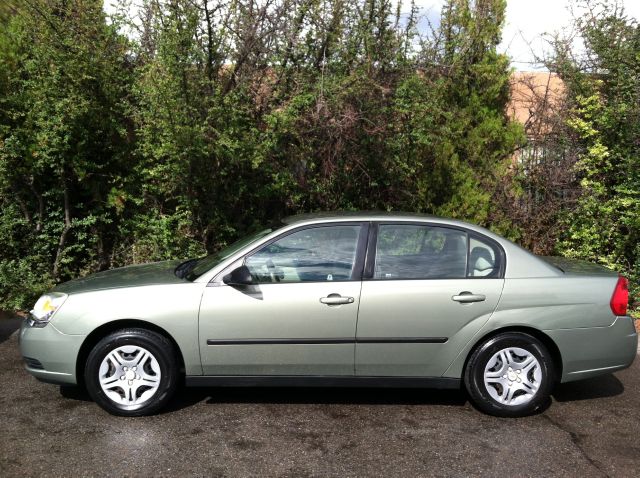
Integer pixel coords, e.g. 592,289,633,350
160,375,625,413
59,385,92,402
59,375,626,414
0,314,21,345
162,386,469,414
58,383,469,414
552,374,624,402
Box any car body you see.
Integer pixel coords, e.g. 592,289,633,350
20,213,637,416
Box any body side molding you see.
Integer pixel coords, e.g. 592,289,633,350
206,337,448,346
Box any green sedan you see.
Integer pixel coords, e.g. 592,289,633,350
20,213,637,417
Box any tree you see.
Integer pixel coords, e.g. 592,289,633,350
0,0,525,309
0,0,133,307
551,0,640,312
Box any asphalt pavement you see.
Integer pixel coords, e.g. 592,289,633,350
1,315,639,477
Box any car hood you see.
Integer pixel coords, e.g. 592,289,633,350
53,260,187,294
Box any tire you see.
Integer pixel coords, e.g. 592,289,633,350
84,328,179,416
464,332,555,417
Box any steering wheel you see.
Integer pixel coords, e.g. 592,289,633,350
266,259,283,283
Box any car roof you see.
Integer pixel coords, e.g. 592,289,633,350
281,212,512,247
277,211,562,279
283,211,459,226
281,212,531,252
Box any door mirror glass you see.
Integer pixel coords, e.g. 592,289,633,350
223,265,254,286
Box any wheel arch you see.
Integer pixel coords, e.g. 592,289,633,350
75,319,186,388
462,326,563,382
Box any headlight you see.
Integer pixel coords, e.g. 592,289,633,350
29,293,67,327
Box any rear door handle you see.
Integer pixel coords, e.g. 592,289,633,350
320,294,355,305
452,292,486,303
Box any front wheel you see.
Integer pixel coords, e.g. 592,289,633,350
84,328,179,416
464,332,555,417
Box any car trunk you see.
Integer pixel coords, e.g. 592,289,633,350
537,256,618,277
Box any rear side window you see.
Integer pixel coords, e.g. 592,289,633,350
373,224,503,280
374,225,468,279
468,236,501,278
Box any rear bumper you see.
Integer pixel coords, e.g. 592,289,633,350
19,319,85,385
546,316,638,383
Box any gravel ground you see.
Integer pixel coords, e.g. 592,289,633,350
0,314,639,477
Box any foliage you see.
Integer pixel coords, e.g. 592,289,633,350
0,0,523,309
0,0,134,306
551,0,640,313
2,0,635,315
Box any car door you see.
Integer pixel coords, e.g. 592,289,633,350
198,223,367,376
356,223,505,377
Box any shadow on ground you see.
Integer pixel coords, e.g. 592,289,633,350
168,388,469,414
61,383,470,413
552,374,624,402
60,373,625,414
0,312,20,345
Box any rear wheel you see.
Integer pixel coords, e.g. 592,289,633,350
464,332,555,417
84,328,179,416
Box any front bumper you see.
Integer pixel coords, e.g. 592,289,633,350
546,315,638,383
19,318,86,385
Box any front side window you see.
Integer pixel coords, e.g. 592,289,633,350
245,225,362,283
374,225,468,279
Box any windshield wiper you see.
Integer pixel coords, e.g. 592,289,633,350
174,258,198,279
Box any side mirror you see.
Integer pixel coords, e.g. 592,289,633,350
223,265,253,286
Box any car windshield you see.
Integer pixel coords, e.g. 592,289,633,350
184,228,273,280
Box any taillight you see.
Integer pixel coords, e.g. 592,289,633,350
610,276,629,316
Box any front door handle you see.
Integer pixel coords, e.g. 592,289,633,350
452,292,486,303
320,294,355,305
